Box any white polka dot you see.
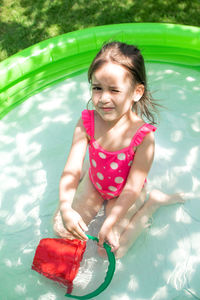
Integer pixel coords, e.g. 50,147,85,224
110,162,118,170
93,142,98,149
108,186,117,192
128,160,133,166
92,159,97,167
117,153,126,160
96,182,102,190
108,177,111,179
97,172,104,180
115,177,124,184
99,152,106,159
107,193,115,197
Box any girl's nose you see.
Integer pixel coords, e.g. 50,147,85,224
99,91,111,103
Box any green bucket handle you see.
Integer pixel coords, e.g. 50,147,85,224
65,234,116,299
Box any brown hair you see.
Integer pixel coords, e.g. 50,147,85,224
88,41,159,124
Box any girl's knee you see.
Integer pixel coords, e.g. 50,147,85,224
53,209,62,235
114,244,129,259
53,209,72,239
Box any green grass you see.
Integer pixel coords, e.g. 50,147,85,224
0,0,200,62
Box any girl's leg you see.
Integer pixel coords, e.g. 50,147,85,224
97,188,147,257
115,190,185,258
53,171,104,239
105,187,147,241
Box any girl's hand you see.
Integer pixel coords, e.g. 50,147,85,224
98,225,119,252
61,208,88,241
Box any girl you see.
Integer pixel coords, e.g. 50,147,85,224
53,42,184,258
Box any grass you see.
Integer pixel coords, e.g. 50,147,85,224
0,0,200,62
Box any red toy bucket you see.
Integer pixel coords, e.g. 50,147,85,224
32,238,86,294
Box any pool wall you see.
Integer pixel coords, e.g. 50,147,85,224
0,23,200,119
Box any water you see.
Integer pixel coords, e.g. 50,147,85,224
0,62,200,300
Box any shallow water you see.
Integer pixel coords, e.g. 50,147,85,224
0,63,200,300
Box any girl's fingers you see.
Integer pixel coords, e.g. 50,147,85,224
98,233,105,248
69,230,85,241
110,242,119,252
79,219,88,232
71,225,88,241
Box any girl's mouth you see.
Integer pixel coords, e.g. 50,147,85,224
100,107,114,112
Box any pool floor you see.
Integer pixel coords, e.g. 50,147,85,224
0,62,200,300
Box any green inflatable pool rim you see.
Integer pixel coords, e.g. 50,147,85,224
65,234,116,299
0,23,200,119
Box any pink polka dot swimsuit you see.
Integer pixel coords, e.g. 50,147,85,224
82,110,157,200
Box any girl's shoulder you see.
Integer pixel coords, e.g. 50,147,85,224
81,109,94,138
132,122,157,148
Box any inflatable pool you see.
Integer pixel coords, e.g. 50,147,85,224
0,23,200,299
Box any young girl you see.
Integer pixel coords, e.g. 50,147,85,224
53,41,184,258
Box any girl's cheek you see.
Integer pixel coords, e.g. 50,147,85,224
91,97,98,107
92,94,100,104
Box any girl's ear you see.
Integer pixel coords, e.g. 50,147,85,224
133,84,145,102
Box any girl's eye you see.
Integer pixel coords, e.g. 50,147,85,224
92,86,101,91
111,89,120,93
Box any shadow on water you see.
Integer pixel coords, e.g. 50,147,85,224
0,63,200,299
0,72,89,299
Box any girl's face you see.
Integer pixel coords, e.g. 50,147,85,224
91,62,142,123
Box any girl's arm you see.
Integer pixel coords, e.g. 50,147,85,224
98,131,155,246
59,117,89,240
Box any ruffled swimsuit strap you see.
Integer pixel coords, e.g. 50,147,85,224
81,109,95,140
130,123,157,153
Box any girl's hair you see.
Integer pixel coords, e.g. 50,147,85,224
88,41,159,124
